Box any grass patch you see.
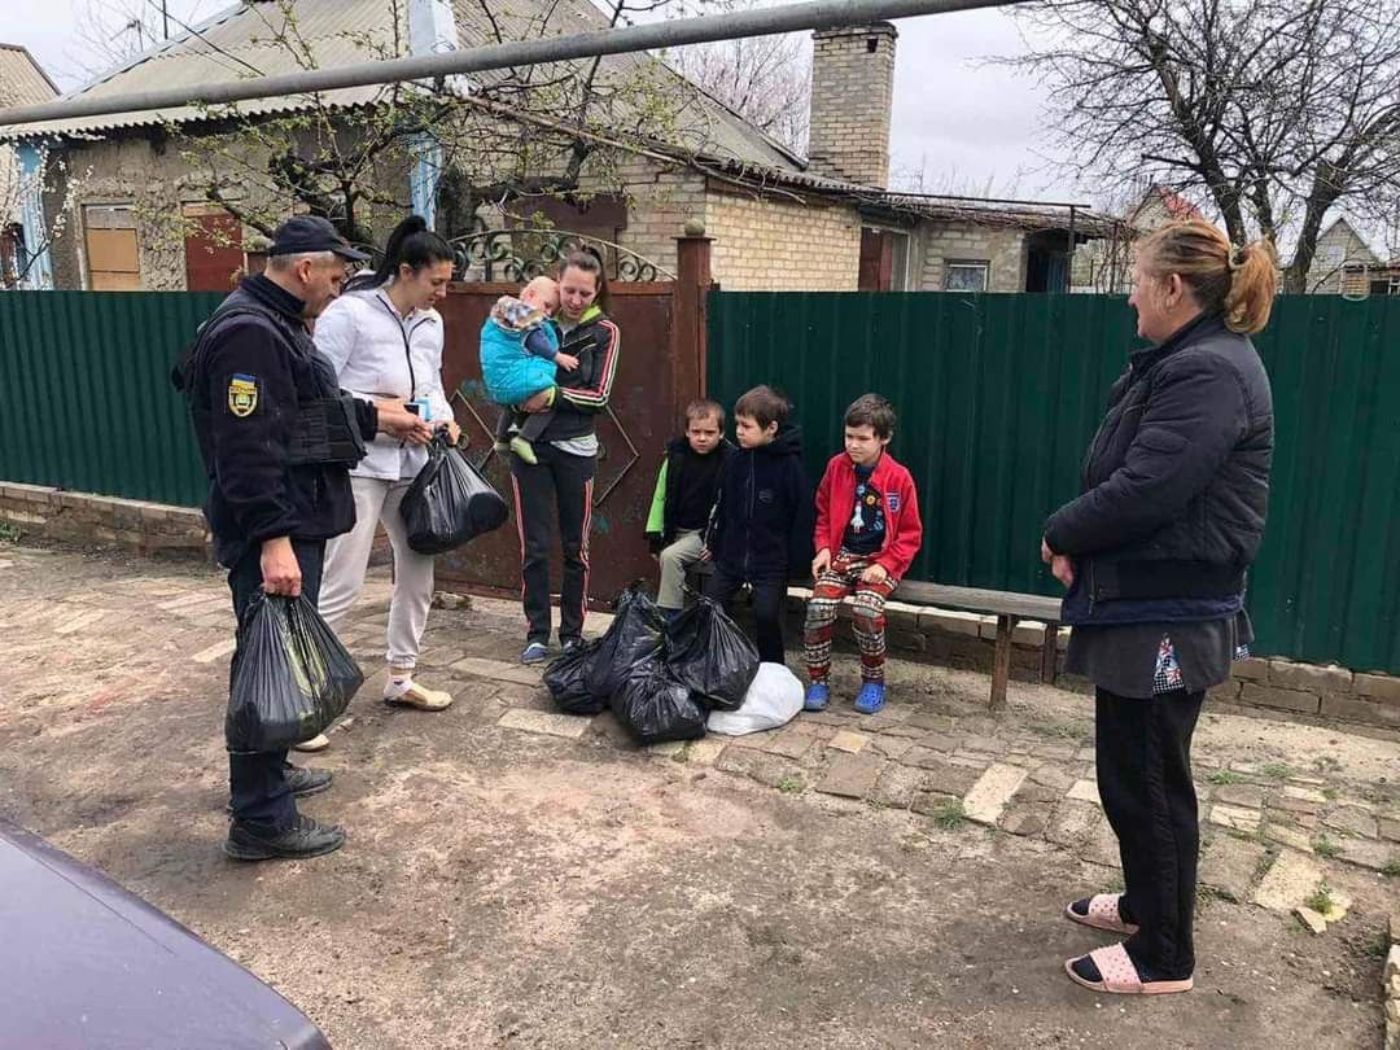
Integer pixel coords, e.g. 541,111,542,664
1382,858,1400,879
1260,762,1293,780
776,774,805,795
1366,929,1392,958
1025,720,1090,743
1253,848,1279,881
671,744,691,764
1311,834,1342,859
1312,756,1342,774
867,798,889,811
1304,882,1336,915
1321,787,1338,802
931,799,967,831
1208,770,1248,786
1228,827,1267,845
0,522,20,543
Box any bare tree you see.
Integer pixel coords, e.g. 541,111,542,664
67,0,216,78
888,155,1028,198
151,0,722,250
1013,0,1400,291
0,146,87,288
663,0,810,154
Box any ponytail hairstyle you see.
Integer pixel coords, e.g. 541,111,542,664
1138,219,1278,335
557,247,611,315
346,214,454,293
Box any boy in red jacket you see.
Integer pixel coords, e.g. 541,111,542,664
803,394,923,715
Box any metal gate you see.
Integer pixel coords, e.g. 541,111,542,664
432,231,711,604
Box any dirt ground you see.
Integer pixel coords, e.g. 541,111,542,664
0,539,1394,1049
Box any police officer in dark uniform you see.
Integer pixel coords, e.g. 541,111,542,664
184,216,432,861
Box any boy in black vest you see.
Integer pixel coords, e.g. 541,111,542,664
645,399,732,616
703,386,812,664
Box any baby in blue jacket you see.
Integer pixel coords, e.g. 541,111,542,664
479,276,578,464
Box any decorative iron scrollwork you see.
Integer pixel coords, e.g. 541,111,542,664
448,229,673,283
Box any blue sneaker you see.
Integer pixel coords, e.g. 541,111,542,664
803,682,830,712
854,682,886,715
521,641,549,665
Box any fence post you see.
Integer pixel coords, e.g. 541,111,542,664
672,223,713,427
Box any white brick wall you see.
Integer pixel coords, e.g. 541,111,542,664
704,188,862,290
915,222,1028,293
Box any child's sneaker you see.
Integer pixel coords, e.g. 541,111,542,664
854,682,886,715
803,682,830,712
509,435,539,465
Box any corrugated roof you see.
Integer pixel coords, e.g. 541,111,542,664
0,43,59,108
1,1,417,139
702,158,1121,236
0,0,800,173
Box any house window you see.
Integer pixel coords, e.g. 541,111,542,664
944,260,989,292
83,204,141,290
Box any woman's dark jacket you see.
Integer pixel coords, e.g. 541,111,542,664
1044,312,1273,625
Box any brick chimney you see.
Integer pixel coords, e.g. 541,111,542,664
807,23,897,188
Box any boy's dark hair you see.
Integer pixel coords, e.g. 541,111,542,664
844,393,897,440
685,399,725,426
734,385,790,430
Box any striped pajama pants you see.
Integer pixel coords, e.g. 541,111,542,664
803,551,897,684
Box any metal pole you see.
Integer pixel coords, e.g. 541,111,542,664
162,0,170,40
0,0,1030,128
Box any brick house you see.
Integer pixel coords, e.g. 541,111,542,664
1,1,1115,293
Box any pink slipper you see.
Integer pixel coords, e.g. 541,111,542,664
1065,894,1140,935
1065,943,1194,996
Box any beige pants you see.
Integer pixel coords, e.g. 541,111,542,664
320,476,434,670
657,529,705,611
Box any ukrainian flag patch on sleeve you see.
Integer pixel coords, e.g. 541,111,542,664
228,373,259,417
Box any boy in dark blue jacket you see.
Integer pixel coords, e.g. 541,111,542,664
703,385,812,664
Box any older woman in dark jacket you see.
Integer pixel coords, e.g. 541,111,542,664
1043,219,1277,996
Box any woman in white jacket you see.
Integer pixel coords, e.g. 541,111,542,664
308,216,461,749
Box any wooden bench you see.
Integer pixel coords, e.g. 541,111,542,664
687,562,1062,711
890,581,1064,711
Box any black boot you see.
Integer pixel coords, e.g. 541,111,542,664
286,766,333,798
224,766,331,815
224,814,345,861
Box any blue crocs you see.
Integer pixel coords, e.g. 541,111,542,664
854,682,886,715
803,682,830,712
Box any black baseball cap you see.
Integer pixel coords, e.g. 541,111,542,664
268,215,369,261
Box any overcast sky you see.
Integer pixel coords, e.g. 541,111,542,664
10,0,1085,204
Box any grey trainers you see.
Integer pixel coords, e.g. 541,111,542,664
521,641,549,665
224,814,345,862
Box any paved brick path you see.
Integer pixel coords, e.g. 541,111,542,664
1,540,1396,1048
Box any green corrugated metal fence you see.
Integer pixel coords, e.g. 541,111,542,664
0,291,223,508
708,291,1400,675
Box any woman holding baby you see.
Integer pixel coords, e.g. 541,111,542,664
508,250,621,665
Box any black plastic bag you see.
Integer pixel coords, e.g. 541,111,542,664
665,596,760,710
401,432,509,555
544,639,604,715
586,584,665,700
226,593,364,753
609,659,708,745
